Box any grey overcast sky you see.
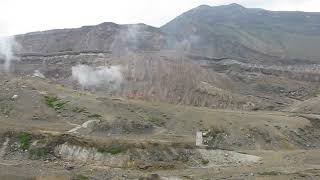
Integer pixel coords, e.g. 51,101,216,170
1,0,320,36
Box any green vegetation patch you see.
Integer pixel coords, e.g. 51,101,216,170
29,148,49,160
72,107,88,113
176,153,189,162
313,89,320,97
147,116,165,126
18,132,32,150
97,144,127,155
258,171,281,176
73,174,89,180
87,113,102,119
44,95,68,111
201,159,209,165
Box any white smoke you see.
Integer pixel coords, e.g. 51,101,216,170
0,17,18,73
72,65,123,90
110,24,141,55
0,36,16,72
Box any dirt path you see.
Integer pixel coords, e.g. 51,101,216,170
284,96,320,113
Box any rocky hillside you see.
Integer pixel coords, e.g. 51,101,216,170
15,22,168,54
162,3,320,63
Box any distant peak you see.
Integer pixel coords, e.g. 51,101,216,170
198,5,211,8
194,3,246,11
195,5,212,10
223,3,245,9
98,22,118,26
229,3,244,7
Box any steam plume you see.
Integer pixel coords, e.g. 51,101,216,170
110,24,141,55
0,36,15,72
72,65,122,90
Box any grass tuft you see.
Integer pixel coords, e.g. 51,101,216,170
73,174,89,180
147,116,165,126
258,171,281,176
72,107,88,113
29,148,49,159
313,89,320,97
18,132,32,150
176,153,189,162
201,159,209,165
97,144,127,155
44,95,68,111
87,113,102,119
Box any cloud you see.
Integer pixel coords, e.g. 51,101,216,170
1,0,320,35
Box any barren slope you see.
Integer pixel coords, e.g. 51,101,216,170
1,74,320,179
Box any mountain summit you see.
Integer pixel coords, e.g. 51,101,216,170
161,4,320,63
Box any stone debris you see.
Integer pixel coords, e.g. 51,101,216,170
68,120,100,134
11,95,18,100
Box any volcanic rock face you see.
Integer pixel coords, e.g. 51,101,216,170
15,22,168,55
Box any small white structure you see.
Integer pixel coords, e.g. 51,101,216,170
196,131,209,147
196,131,204,146
11,95,18,100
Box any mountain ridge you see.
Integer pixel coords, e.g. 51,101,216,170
13,3,320,64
